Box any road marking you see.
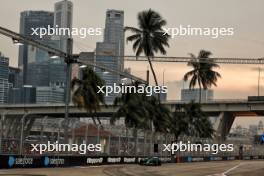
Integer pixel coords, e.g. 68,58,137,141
207,163,242,176
223,163,242,174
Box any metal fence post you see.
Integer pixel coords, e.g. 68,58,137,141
19,113,30,155
118,133,121,155
0,114,3,154
85,123,88,145
108,134,111,155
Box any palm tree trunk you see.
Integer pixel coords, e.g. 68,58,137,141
94,110,103,128
147,56,160,102
91,116,97,126
198,79,202,104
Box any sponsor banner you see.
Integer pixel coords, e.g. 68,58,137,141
224,156,236,160
86,157,104,165
0,155,263,168
107,157,121,164
159,157,172,163
209,156,223,161
42,156,65,167
0,155,41,168
187,156,204,162
123,157,136,163
243,156,251,160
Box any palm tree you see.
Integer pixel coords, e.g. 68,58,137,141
145,96,171,133
183,50,221,103
71,67,106,126
171,101,214,140
125,9,170,92
111,82,151,155
112,84,172,154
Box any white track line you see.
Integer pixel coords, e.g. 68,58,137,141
223,163,242,174
206,163,242,176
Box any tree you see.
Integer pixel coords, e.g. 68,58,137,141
71,67,106,126
111,82,151,154
111,82,172,154
183,50,221,103
125,9,170,94
145,96,171,133
170,101,214,140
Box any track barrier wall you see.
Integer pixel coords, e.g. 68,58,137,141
0,155,263,169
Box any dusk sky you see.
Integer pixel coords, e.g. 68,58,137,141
0,0,264,126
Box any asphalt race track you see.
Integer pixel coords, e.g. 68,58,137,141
0,161,263,176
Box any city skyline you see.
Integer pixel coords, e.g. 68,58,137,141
0,1,264,173
0,0,264,101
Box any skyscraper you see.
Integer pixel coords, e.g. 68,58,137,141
8,67,20,88
26,61,49,86
104,10,124,71
54,0,73,52
95,10,124,103
18,11,54,85
36,86,65,103
8,86,36,104
96,43,118,103
49,58,66,87
52,0,73,97
0,53,10,103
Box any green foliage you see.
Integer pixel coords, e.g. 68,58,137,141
71,67,106,125
171,101,214,140
183,50,221,102
111,82,171,132
125,9,170,89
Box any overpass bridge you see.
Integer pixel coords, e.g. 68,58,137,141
0,100,264,141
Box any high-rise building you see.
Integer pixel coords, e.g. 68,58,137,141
52,0,73,97
18,11,54,85
49,58,66,87
96,42,118,103
8,86,36,104
0,54,10,103
27,61,49,87
104,10,124,71
8,67,20,88
95,10,124,104
36,86,65,103
181,88,214,103
27,36,61,64
54,0,73,52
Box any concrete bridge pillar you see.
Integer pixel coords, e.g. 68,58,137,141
214,112,235,143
